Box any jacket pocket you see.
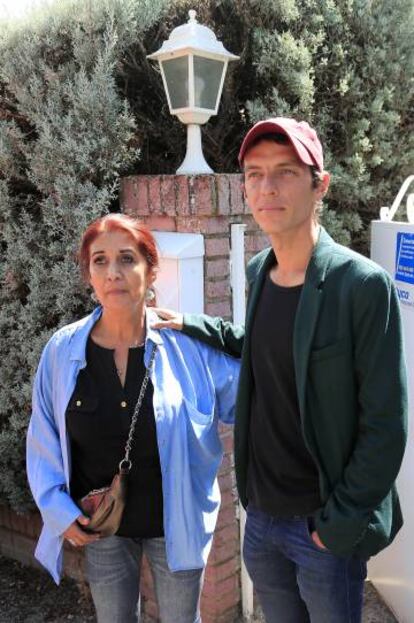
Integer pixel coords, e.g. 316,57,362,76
309,339,348,362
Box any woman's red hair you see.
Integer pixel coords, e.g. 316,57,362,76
78,214,159,282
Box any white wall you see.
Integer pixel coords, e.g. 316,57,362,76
369,221,414,623
152,231,205,313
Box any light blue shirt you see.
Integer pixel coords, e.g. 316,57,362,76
27,307,240,584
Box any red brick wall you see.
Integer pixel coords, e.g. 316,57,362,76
0,505,85,582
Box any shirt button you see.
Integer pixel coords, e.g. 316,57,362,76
121,401,127,408
76,400,82,407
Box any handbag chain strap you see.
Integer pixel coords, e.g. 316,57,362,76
119,345,157,474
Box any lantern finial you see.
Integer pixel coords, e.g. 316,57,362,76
188,10,197,22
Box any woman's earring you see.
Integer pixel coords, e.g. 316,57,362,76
145,287,156,303
90,291,98,303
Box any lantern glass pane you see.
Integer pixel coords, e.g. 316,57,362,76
162,57,189,109
194,56,224,110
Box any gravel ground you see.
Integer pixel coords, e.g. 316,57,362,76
0,556,94,623
361,583,398,623
0,554,397,622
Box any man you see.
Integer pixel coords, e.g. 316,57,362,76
154,118,408,622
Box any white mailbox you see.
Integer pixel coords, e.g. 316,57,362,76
369,177,414,623
153,231,204,313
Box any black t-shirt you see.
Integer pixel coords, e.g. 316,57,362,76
66,337,163,537
247,272,321,517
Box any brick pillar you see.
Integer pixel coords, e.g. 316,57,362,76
121,174,267,623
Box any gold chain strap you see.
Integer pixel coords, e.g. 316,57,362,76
118,345,157,473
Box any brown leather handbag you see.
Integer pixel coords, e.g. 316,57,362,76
78,346,157,537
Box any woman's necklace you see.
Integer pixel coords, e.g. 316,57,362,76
116,365,126,378
115,339,145,379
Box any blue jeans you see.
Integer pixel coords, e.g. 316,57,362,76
243,507,367,623
85,536,204,623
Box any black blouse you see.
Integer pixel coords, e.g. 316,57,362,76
66,337,164,538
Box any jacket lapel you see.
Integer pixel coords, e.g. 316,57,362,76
293,281,323,420
293,228,334,419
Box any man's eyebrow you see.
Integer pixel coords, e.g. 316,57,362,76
276,160,301,167
244,159,301,171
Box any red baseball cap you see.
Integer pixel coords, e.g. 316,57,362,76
238,117,324,171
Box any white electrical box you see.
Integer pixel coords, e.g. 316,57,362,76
369,220,414,623
152,231,205,313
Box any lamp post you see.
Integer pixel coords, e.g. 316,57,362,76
147,10,239,175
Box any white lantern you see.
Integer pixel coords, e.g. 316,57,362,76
147,10,239,174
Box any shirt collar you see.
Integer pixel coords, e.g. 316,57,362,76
69,306,163,364
69,306,103,363
145,308,163,346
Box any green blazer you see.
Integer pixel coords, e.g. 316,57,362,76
183,227,408,559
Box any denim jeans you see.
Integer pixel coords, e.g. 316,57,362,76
85,536,204,623
243,507,367,623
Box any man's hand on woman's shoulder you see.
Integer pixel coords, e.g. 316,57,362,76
151,308,184,331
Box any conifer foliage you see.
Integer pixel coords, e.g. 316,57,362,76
0,0,413,509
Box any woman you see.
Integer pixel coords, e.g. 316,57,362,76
26,214,239,623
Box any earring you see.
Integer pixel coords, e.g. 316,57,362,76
90,291,98,303
145,287,155,303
